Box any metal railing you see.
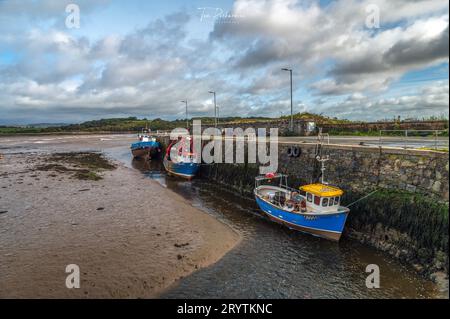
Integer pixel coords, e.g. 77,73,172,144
155,130,171,136
378,129,448,150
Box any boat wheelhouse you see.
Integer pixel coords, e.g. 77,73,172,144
299,183,343,213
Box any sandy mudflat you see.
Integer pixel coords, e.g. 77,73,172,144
0,152,240,298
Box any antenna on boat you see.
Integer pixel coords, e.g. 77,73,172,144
317,127,326,145
314,127,329,184
316,155,330,185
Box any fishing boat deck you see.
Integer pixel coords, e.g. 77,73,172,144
255,185,313,214
255,185,349,215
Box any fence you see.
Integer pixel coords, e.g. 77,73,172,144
378,130,448,150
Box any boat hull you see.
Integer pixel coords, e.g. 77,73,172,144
163,157,200,180
131,147,160,158
131,141,161,159
255,195,348,241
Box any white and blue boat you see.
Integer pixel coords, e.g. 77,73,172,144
254,158,349,241
130,129,161,159
163,136,200,180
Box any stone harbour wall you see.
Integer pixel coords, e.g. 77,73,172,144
190,141,449,201
274,143,449,201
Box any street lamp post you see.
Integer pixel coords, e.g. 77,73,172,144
217,105,220,125
181,100,188,129
209,91,217,127
281,68,293,132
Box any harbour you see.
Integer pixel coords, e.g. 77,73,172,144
0,0,449,307
115,147,442,298
1,133,446,298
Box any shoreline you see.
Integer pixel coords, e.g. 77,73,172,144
0,131,137,137
0,151,240,298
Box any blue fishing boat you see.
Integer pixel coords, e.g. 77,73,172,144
254,157,349,241
130,129,161,159
163,136,200,180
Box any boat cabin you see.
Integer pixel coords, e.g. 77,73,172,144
299,183,343,213
138,128,153,142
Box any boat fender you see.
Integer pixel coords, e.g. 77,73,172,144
265,172,275,179
284,200,296,212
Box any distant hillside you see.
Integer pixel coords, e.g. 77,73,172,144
27,123,70,128
1,113,447,135
280,112,352,124
63,117,177,132
0,126,52,134
62,116,268,131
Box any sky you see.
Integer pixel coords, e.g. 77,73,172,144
0,0,448,124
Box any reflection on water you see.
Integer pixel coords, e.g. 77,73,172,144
109,147,437,299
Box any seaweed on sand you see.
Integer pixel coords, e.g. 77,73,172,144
35,152,116,181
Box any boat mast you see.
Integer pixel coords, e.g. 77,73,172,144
316,155,330,184
316,128,330,184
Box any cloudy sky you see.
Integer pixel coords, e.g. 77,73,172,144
0,0,448,124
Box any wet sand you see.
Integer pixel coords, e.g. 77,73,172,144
0,151,240,298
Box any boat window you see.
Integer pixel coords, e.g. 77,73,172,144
329,198,334,206
334,196,340,205
314,195,321,205
307,193,312,202
300,190,306,197
322,197,329,207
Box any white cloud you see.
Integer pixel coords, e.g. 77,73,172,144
213,0,448,94
317,81,449,120
0,0,448,124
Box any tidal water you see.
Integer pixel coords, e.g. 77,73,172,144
109,147,438,299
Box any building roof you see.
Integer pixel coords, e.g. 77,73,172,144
300,183,344,197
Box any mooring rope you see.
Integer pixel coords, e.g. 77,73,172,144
346,189,380,208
